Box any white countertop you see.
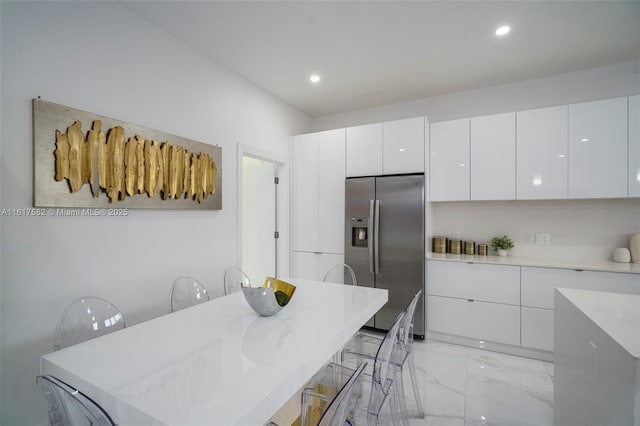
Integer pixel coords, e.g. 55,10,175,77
556,288,640,358
40,279,388,425
427,252,640,274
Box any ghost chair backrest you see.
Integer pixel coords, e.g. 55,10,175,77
170,276,210,313
54,297,126,351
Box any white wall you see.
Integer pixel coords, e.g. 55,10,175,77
431,199,640,261
310,60,640,130
0,2,309,424
310,61,640,262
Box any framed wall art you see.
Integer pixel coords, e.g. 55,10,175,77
33,99,222,210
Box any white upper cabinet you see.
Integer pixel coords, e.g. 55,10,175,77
318,129,346,253
292,132,319,252
346,118,425,177
470,112,515,200
516,105,568,199
383,117,425,174
430,118,470,201
346,123,383,177
292,129,346,254
629,95,640,197
568,97,628,198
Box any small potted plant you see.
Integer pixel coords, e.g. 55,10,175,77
491,235,514,256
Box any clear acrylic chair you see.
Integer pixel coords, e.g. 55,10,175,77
341,290,424,423
170,276,210,312
223,266,251,295
341,310,406,426
54,297,126,351
301,362,367,426
322,264,357,286
36,375,114,426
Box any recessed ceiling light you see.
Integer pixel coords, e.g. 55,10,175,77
495,25,511,36
310,74,321,83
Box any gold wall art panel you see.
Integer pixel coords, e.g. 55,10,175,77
33,99,222,210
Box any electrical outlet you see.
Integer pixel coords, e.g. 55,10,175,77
535,233,550,245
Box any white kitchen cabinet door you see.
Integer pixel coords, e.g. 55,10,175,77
346,123,383,177
292,133,319,252
430,119,470,201
521,267,640,310
291,252,343,281
521,307,554,351
427,260,520,305
427,295,520,346
318,253,345,282
383,117,425,174
291,251,318,280
516,105,568,199
318,129,346,254
568,97,628,198
470,112,515,200
629,95,640,197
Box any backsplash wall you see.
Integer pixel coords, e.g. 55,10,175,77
430,198,640,261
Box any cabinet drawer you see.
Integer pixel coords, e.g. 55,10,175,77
521,307,554,352
521,267,640,309
427,260,520,305
427,295,520,346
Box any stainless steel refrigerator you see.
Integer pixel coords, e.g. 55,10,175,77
345,174,425,337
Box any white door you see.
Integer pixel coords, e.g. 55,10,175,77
242,156,277,284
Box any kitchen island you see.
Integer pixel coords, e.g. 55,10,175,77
40,279,388,425
554,288,640,426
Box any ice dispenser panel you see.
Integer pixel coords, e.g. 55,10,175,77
351,217,368,248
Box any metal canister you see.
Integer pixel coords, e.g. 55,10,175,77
464,241,475,255
432,237,447,254
449,239,461,254
477,244,488,256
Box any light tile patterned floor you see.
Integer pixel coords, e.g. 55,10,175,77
270,338,554,426
404,339,553,426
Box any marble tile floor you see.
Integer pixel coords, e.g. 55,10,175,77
381,338,554,426
270,338,553,426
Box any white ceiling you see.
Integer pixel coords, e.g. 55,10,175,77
121,1,640,118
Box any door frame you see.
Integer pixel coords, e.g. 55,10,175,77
236,142,288,278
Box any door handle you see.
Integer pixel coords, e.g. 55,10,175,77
368,200,375,274
374,200,380,274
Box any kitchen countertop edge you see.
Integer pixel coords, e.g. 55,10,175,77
556,287,640,358
427,252,640,274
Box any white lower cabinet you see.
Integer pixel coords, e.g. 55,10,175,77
520,266,640,352
427,295,520,346
521,307,554,352
427,259,640,357
521,267,640,310
291,251,343,281
426,260,520,347
427,261,520,304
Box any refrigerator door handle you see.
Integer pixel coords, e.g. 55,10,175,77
374,199,380,274
368,200,375,274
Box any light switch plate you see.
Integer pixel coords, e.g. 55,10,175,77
535,233,550,245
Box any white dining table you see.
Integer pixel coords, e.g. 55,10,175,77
40,278,388,425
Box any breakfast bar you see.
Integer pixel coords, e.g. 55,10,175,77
40,279,388,425
554,288,640,426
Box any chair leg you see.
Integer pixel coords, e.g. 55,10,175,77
396,368,410,426
407,351,425,418
387,388,401,426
